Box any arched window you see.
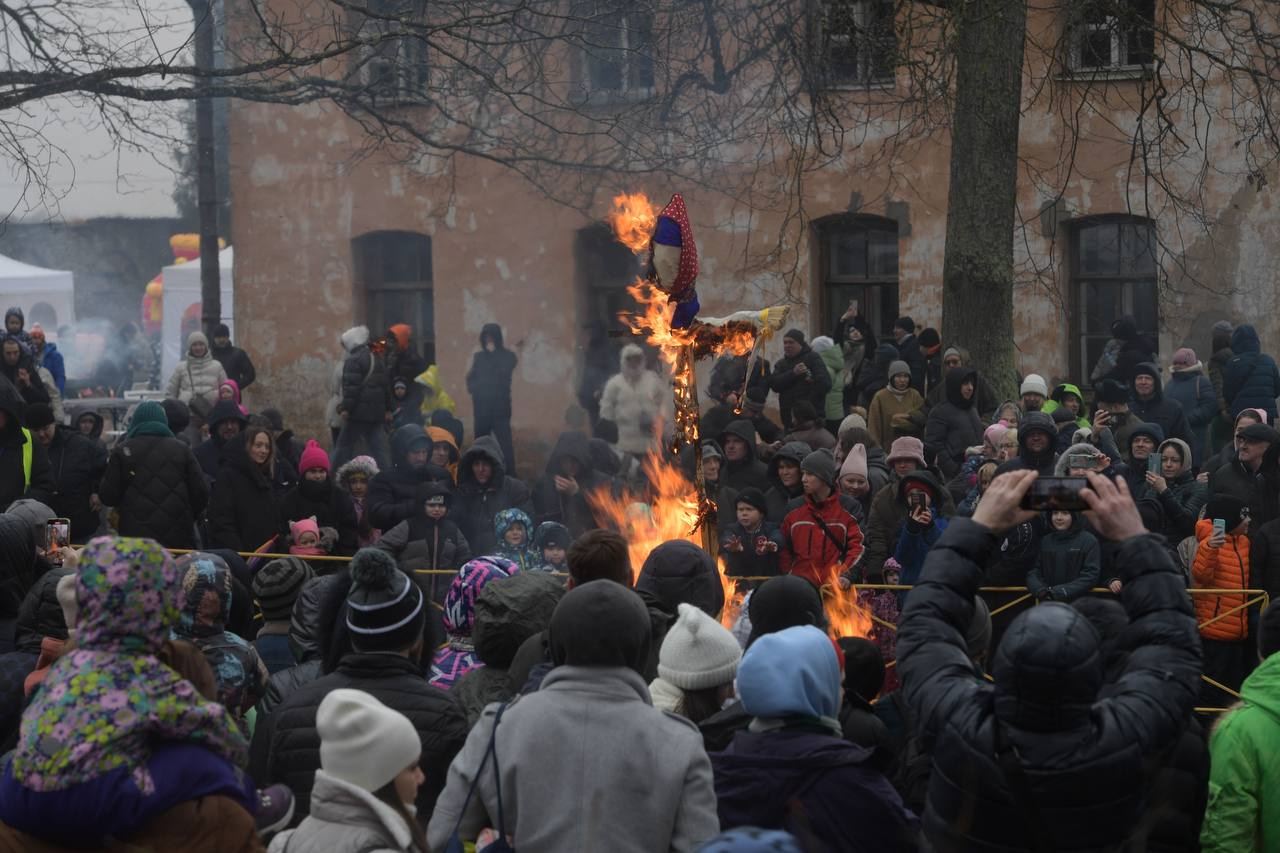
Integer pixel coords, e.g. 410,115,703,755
816,214,899,341
352,231,434,363
29,302,57,328
1069,215,1158,383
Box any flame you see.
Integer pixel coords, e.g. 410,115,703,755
822,574,874,640
607,192,657,254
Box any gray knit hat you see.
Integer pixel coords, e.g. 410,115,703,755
888,360,911,380
253,556,315,621
800,449,838,489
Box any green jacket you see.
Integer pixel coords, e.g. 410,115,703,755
1043,383,1091,430
1201,652,1280,852
818,345,846,422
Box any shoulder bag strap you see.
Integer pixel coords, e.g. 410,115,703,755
808,505,849,562
447,701,510,844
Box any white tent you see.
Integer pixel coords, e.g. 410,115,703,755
160,245,234,382
0,253,75,337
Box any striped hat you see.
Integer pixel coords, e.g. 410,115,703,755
345,549,425,652
252,556,315,621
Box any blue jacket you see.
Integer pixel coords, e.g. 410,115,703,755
894,515,950,586
1224,325,1280,419
1165,367,1216,465
35,343,64,395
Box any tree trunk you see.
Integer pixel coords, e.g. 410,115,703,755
941,0,1027,403
189,0,221,337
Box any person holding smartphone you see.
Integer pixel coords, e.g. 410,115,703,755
1193,495,1254,706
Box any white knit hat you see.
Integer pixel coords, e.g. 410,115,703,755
317,688,421,793
657,603,743,690
1020,374,1048,397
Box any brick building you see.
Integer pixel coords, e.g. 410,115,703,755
227,0,1268,472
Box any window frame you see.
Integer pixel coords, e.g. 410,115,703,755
578,8,656,104
348,0,430,106
351,231,435,351
817,0,897,89
1066,0,1155,74
1068,215,1160,385
815,214,901,343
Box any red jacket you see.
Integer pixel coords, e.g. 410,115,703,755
780,492,864,588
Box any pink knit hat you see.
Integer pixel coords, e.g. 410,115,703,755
983,421,1009,447
1171,348,1197,370
886,436,927,467
290,516,320,542
840,443,868,479
299,439,330,474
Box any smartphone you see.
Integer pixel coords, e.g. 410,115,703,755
908,492,927,511
1019,477,1089,511
44,518,70,566
1066,453,1099,472
1147,453,1161,474
1213,518,1226,537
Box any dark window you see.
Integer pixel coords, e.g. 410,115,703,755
583,11,655,96
1069,0,1155,71
818,215,899,341
821,0,896,86
352,231,434,360
575,224,642,334
1070,217,1159,383
349,0,429,104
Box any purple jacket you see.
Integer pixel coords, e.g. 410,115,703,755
711,729,919,852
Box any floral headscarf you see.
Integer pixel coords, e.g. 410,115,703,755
13,537,247,792
431,556,518,690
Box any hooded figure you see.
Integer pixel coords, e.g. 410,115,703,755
1224,324,1280,421
492,507,539,571
711,625,920,851
26,404,106,543
1042,382,1091,429
427,424,460,481
451,572,565,724
334,325,393,471
0,376,54,511
531,430,608,539
164,331,227,407
453,435,533,554
426,579,720,853
1092,315,1158,385
414,364,457,419
896,517,1201,852
0,336,51,407
636,540,725,621
718,419,771,493
365,423,453,532
466,323,518,473
192,399,249,481
373,480,471,606
0,538,252,847
764,440,812,523
174,553,268,717
3,307,30,349
923,366,984,479
429,555,519,690
600,343,666,456
1129,362,1192,447
996,411,1058,475
1163,349,1216,466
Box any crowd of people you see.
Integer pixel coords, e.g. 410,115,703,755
0,303,1276,851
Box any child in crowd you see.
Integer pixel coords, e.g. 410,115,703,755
894,476,949,598
957,461,998,517
430,556,519,690
218,379,248,416
648,604,742,724
337,455,381,547
289,516,326,557
718,488,783,588
374,481,472,605
533,521,570,572
858,557,902,693
868,361,925,449
493,508,538,571
251,556,315,675
1193,495,1253,704
1027,510,1101,603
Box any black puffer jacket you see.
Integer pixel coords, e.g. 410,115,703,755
1130,363,1192,447
896,519,1202,852
767,343,832,429
192,399,250,481
206,440,282,552
367,424,453,531
14,566,70,654
374,482,472,604
256,651,469,819
0,378,54,512
717,420,770,494
923,367,984,480
531,431,609,538
278,478,359,556
452,572,564,724
453,435,532,554
1209,433,1280,528
43,426,106,543
466,323,517,421
339,327,392,423
0,515,45,629
252,573,349,723
98,433,207,549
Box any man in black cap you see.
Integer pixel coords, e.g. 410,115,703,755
210,323,256,391
1209,422,1280,527
1093,378,1146,452
891,317,926,394
767,329,831,430
427,580,720,852
255,548,468,820
24,402,105,543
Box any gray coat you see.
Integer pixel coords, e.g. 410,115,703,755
268,769,419,853
426,665,720,853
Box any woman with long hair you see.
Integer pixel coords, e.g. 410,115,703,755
208,426,284,552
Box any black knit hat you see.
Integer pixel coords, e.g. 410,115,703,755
735,487,768,515
346,548,426,652
161,398,191,433
1205,495,1248,534
253,556,315,621
784,328,806,345
23,403,54,430
745,386,768,406
1094,379,1130,405
894,316,915,334
918,327,940,348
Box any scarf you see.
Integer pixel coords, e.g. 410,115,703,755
13,538,246,793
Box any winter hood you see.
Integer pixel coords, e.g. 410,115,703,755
1050,383,1084,406
718,419,759,462
341,326,370,353
544,430,595,478
473,572,564,668
1131,362,1165,399
175,552,233,639
390,423,432,468
992,602,1103,731
480,323,505,350
768,440,813,487
636,540,724,619
459,434,508,489
944,366,979,410
1231,324,1261,355
443,556,519,638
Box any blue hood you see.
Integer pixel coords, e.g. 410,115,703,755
1232,324,1261,355
737,625,840,721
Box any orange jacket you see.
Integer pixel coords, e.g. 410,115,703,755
1192,518,1250,642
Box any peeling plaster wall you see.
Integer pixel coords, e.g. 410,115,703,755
228,4,1279,471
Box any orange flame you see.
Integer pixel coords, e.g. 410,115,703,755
607,192,657,254
822,574,874,640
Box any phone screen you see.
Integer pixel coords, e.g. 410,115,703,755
1019,477,1089,512
45,519,70,566
1213,518,1226,537
1148,454,1161,474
